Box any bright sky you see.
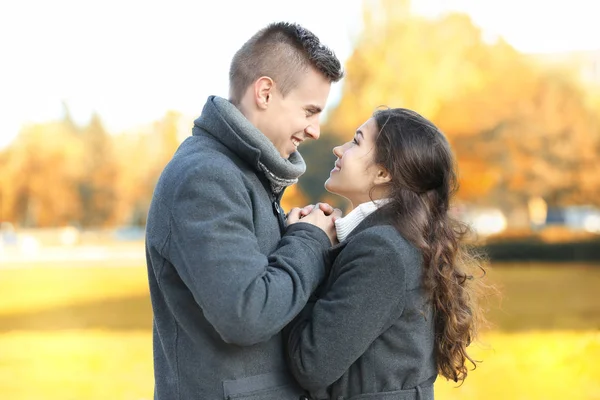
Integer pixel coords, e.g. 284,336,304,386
1,0,599,149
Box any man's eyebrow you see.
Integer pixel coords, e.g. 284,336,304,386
355,130,364,139
306,105,323,114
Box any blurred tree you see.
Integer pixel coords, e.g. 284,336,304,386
1,120,84,227
315,0,600,225
155,110,183,165
327,6,498,137
324,3,523,204
112,132,159,227
280,184,309,213
78,113,119,227
112,110,185,227
450,67,600,215
0,150,8,222
1,1,598,229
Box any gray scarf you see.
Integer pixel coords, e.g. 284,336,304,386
211,96,306,194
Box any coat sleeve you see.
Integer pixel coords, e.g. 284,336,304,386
284,229,410,392
167,158,331,346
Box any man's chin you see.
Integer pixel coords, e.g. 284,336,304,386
284,148,297,159
277,149,291,159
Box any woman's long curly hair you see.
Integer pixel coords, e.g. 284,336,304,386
371,108,488,383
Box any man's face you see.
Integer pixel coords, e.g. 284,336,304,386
259,67,331,158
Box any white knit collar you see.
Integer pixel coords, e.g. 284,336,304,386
335,199,389,243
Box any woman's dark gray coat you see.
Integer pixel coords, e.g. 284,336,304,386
285,212,438,400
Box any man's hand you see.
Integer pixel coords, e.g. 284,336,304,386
287,203,343,245
287,203,338,222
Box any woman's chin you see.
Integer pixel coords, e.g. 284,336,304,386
324,182,342,197
324,179,334,193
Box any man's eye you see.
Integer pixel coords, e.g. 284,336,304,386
352,138,359,145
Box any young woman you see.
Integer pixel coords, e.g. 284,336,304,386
285,108,487,400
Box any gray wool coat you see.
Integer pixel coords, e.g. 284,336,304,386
285,212,438,400
145,96,332,400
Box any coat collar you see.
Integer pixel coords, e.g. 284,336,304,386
193,96,306,193
328,210,393,257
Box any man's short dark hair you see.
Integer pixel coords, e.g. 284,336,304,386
229,22,344,105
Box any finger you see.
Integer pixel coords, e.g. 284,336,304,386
300,204,315,216
331,208,343,222
306,206,326,217
286,207,302,218
317,202,334,215
286,207,303,224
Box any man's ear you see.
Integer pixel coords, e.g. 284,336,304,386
253,76,274,110
374,167,392,185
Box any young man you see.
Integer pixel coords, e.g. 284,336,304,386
145,22,344,399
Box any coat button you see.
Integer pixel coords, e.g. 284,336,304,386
299,395,310,400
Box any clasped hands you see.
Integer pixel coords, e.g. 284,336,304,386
287,203,342,245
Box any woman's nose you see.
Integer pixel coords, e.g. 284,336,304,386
332,145,343,157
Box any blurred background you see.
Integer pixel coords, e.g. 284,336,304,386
1,0,599,399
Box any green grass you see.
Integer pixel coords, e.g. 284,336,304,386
0,262,599,399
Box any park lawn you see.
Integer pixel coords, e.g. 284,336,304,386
0,330,598,400
0,264,150,315
0,330,152,400
435,330,600,400
483,263,600,331
0,262,599,399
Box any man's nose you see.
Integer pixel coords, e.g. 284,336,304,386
305,124,320,140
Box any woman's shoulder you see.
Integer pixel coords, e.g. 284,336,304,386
342,224,421,264
350,223,413,248
341,225,424,289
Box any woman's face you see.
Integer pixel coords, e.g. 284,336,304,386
325,117,387,206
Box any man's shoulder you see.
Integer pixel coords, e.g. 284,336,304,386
174,136,245,177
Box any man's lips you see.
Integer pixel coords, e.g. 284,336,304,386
292,137,303,147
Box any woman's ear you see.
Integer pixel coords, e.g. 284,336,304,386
374,167,392,185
